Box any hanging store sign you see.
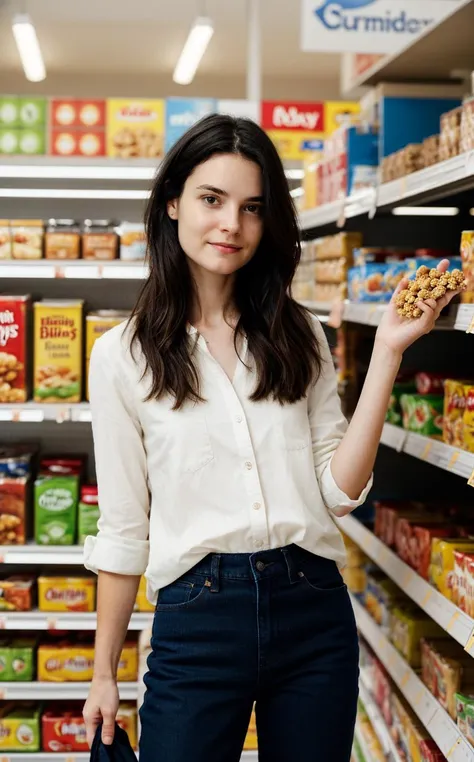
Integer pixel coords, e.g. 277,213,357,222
301,0,463,54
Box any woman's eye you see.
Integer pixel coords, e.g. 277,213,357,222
203,196,218,205
245,204,262,215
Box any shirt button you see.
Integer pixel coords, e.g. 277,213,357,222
235,415,243,423
245,461,253,470
254,540,264,549
253,502,261,511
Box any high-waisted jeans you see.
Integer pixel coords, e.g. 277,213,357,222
139,544,359,761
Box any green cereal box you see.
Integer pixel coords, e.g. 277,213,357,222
0,638,35,681
0,702,40,751
34,475,78,545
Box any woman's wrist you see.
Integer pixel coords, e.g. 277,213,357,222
373,335,404,370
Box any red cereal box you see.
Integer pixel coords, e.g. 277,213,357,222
453,550,474,610
413,525,455,580
42,705,88,752
0,295,30,403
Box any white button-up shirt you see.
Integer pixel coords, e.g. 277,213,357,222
83,316,372,603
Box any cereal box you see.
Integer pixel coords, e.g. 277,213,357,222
38,576,96,612
38,640,137,682
134,575,154,613
0,295,30,403
461,230,474,304
463,386,474,453
33,299,83,402
85,310,128,400
34,473,79,545
0,702,40,751
0,637,36,681
42,705,88,752
443,380,468,447
430,540,474,600
107,99,165,158
116,702,138,750
0,576,35,610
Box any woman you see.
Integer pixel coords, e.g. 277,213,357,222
83,114,461,761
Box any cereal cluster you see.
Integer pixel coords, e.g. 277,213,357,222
395,265,466,319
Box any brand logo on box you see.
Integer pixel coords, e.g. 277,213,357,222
315,0,432,33
261,102,324,132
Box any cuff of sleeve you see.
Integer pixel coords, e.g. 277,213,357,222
321,460,373,517
83,533,149,576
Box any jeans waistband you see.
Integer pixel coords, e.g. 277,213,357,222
186,544,321,591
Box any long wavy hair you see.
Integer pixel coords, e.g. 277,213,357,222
130,113,321,409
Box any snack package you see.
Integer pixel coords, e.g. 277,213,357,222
0,447,34,478
34,473,79,545
38,575,96,612
466,558,474,617
11,220,43,259
347,263,391,303
41,704,88,752
116,702,138,751
78,486,99,544
455,690,474,740
38,639,137,682
453,551,474,610
460,231,474,304
430,539,474,600
0,637,36,681
415,373,446,396
400,394,444,439
0,221,11,259
374,500,419,547
107,99,165,159
443,380,469,447
390,605,444,667
412,525,455,580
118,222,147,261
393,513,447,567
0,576,35,611
85,311,129,400
0,294,30,403
0,477,28,544
422,638,474,718
366,575,406,633
33,300,83,403
386,378,416,426
463,387,474,453
135,575,154,613
0,702,40,751
419,739,446,762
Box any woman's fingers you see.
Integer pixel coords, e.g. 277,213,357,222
436,258,450,274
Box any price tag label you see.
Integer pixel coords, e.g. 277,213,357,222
402,568,414,588
467,316,474,335
55,408,69,424
447,611,460,633
0,690,6,700
447,738,462,758
11,410,20,423
47,618,57,631
421,442,433,461
469,470,474,489
448,452,460,471
464,629,474,655
466,150,474,177
0,555,5,565
413,688,423,707
55,266,65,279
400,671,410,688
337,198,346,229
422,589,433,607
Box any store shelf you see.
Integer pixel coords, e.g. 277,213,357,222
299,151,474,233
338,514,474,654
380,422,474,482
455,305,474,333
0,403,91,424
0,259,147,280
0,611,153,631
350,595,474,762
0,682,138,700
0,749,257,761
358,675,403,762
347,0,474,90
0,544,84,565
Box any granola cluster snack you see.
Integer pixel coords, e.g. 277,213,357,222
395,265,466,319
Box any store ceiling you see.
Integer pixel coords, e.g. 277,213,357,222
1,0,340,85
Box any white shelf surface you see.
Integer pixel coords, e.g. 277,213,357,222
380,422,474,483
0,259,148,280
0,544,84,565
0,682,138,700
0,610,153,631
338,515,474,655
0,402,91,423
351,595,474,762
342,302,472,333
0,750,257,761
299,152,474,232
358,674,403,762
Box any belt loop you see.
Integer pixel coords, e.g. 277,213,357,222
210,554,221,593
282,547,297,585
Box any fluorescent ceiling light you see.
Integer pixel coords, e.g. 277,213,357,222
0,188,149,200
12,14,46,83
392,206,459,216
290,187,304,199
173,17,214,85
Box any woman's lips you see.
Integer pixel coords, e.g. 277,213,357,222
210,242,242,254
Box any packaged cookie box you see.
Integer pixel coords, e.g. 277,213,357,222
390,604,444,667
453,550,474,610
106,99,165,159
0,702,40,751
85,310,129,400
429,539,474,600
0,477,29,545
0,575,35,611
0,637,36,681
37,637,138,682
455,689,474,740
41,701,137,752
460,230,474,304
11,220,43,259
38,575,96,613
421,638,474,718
395,521,453,578
33,299,83,403
314,232,362,261
0,294,30,403
0,220,11,259
400,394,444,439
365,573,406,633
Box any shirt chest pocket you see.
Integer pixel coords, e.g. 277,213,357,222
277,398,311,451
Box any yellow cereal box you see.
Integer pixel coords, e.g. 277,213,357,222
117,702,138,750
38,575,96,613
107,99,165,158
443,380,468,447
464,386,474,453
38,641,137,682
33,300,83,403
85,310,129,400
429,539,474,600
244,707,257,750
0,703,40,751
134,575,154,613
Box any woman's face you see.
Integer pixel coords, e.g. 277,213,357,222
167,153,264,277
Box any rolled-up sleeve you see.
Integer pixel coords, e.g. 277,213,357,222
308,317,372,515
83,334,150,576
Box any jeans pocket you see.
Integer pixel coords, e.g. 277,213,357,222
156,577,209,610
296,556,346,592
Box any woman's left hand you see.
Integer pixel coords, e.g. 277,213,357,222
376,259,465,357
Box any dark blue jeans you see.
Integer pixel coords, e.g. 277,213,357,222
139,545,359,761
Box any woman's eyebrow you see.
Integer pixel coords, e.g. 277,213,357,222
197,184,264,203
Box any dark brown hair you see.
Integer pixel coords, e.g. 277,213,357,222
130,113,321,409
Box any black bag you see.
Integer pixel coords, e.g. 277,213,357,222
90,722,137,761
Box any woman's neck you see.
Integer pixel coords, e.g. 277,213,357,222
188,266,237,329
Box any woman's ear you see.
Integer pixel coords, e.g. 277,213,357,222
167,199,178,220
